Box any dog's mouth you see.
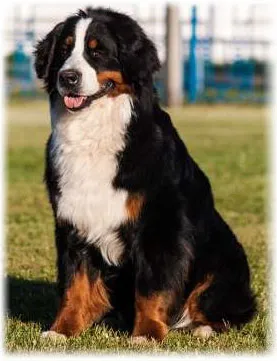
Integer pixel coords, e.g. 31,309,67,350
64,95,88,110
63,81,115,111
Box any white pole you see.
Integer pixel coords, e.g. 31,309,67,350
165,5,183,107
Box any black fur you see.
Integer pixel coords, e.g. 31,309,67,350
35,7,256,337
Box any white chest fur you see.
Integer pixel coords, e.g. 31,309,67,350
50,94,132,265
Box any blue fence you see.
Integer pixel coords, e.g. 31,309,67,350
7,42,35,95
184,6,267,103
183,58,266,103
6,5,268,103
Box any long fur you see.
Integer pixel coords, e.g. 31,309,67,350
35,7,256,339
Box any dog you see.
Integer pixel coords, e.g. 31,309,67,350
34,7,256,342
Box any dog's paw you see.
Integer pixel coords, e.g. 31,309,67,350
41,330,67,342
192,325,214,339
130,336,150,345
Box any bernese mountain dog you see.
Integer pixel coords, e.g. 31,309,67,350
34,8,256,343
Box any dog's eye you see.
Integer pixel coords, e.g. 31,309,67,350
91,50,100,58
61,36,73,56
65,36,73,46
87,39,100,58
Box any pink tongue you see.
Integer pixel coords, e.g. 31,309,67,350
64,96,87,109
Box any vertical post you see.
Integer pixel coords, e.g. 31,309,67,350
165,4,183,107
249,4,255,60
208,5,215,59
28,5,36,91
248,5,255,99
188,6,197,103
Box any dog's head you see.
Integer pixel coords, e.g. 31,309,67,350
34,8,160,111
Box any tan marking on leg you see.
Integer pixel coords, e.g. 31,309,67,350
97,70,132,97
185,274,214,325
126,193,145,222
184,274,227,334
49,268,111,337
132,293,172,341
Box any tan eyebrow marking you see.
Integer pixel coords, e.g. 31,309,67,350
88,39,98,49
65,36,73,46
97,71,132,97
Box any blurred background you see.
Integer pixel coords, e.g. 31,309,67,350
4,2,271,105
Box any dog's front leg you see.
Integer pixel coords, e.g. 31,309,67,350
131,204,193,342
42,225,112,339
131,248,181,342
45,267,111,338
132,291,171,342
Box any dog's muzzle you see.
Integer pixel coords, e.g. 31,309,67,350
62,80,115,111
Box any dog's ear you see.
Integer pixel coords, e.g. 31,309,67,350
119,32,161,86
34,22,64,80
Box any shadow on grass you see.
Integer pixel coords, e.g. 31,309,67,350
5,276,132,333
6,276,58,329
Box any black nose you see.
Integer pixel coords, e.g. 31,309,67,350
59,70,81,87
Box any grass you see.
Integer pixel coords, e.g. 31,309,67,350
5,100,269,354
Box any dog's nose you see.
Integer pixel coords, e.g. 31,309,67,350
59,70,81,87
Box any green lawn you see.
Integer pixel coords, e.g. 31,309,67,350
6,101,269,354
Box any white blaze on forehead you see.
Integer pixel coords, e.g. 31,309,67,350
58,18,100,95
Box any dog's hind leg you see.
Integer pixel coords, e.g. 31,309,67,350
181,272,255,339
176,274,228,339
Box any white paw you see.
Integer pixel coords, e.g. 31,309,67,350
130,336,149,345
192,325,214,339
41,330,67,342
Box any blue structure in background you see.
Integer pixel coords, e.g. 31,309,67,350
231,59,255,90
13,43,32,81
8,8,36,96
188,6,197,103
185,6,259,103
11,42,35,94
8,5,265,102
